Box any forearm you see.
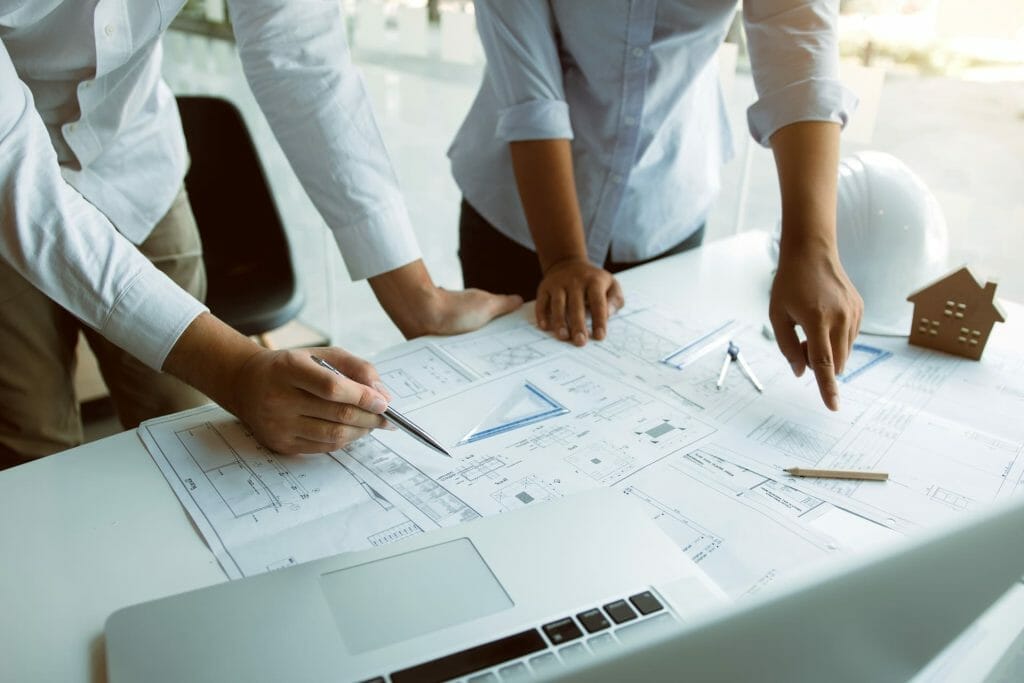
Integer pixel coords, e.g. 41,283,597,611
508,139,588,271
767,120,862,411
368,259,441,338
770,120,841,256
162,312,263,416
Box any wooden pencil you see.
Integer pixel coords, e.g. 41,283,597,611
784,467,888,481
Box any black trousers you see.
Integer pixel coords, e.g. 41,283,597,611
457,199,706,301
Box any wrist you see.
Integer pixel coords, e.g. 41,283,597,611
778,220,838,262
163,312,263,414
540,252,590,276
368,259,443,337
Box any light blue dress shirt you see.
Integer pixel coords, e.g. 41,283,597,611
450,0,858,265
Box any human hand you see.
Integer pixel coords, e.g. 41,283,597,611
369,259,522,338
415,287,524,337
769,246,863,411
228,347,391,455
536,258,625,346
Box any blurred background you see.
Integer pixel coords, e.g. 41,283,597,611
161,0,1024,357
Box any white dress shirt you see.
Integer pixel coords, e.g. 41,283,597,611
450,0,858,265
0,0,420,370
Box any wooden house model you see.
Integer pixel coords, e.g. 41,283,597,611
906,266,1006,360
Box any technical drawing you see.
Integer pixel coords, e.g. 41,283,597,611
528,425,578,449
375,346,476,407
368,520,423,546
594,396,642,421
623,486,725,563
602,315,682,363
176,421,311,518
565,446,637,485
452,456,509,483
486,345,545,371
142,406,436,579
928,486,975,510
344,437,481,526
438,324,562,375
748,416,839,464
379,368,427,401
491,476,559,511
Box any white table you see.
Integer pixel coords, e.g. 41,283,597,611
2,232,1021,682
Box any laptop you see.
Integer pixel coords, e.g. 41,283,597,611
105,488,727,683
550,492,1024,683
106,488,1024,682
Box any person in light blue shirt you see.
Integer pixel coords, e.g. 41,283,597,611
450,0,865,411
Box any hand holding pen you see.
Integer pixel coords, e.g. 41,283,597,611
213,345,391,455
311,355,451,457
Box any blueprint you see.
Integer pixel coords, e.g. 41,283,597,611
433,313,567,377
337,351,852,597
367,354,718,497
372,343,477,410
615,444,844,597
139,302,1024,592
345,305,1024,556
682,326,1024,533
139,405,422,579
581,312,780,423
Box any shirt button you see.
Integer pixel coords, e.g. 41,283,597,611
624,116,637,126
66,123,77,134
631,47,645,58
611,173,624,184
104,24,115,37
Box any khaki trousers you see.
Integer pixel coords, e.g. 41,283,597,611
0,189,209,468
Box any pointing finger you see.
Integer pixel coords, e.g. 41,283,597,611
805,325,839,411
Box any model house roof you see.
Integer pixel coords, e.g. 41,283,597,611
906,266,1007,322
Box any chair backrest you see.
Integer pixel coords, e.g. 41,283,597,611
176,95,303,336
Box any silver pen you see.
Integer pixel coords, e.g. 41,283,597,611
310,355,451,457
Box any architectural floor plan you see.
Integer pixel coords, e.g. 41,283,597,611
140,304,1024,593
139,405,422,579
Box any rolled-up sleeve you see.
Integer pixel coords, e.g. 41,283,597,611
0,42,206,371
228,0,421,281
474,0,573,142
744,0,858,147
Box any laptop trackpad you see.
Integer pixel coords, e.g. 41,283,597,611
319,537,513,654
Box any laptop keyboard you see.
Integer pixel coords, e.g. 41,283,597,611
381,590,676,683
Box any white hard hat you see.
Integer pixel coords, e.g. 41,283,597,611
771,151,949,336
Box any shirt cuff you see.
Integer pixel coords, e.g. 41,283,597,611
99,267,209,371
496,99,574,141
331,202,422,281
747,78,859,147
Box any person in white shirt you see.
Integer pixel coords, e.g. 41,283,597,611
450,0,864,411
0,0,521,468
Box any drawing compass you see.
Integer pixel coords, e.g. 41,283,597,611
715,341,764,393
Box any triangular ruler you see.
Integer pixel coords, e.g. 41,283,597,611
457,382,568,445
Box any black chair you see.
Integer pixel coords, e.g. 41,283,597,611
176,95,304,344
